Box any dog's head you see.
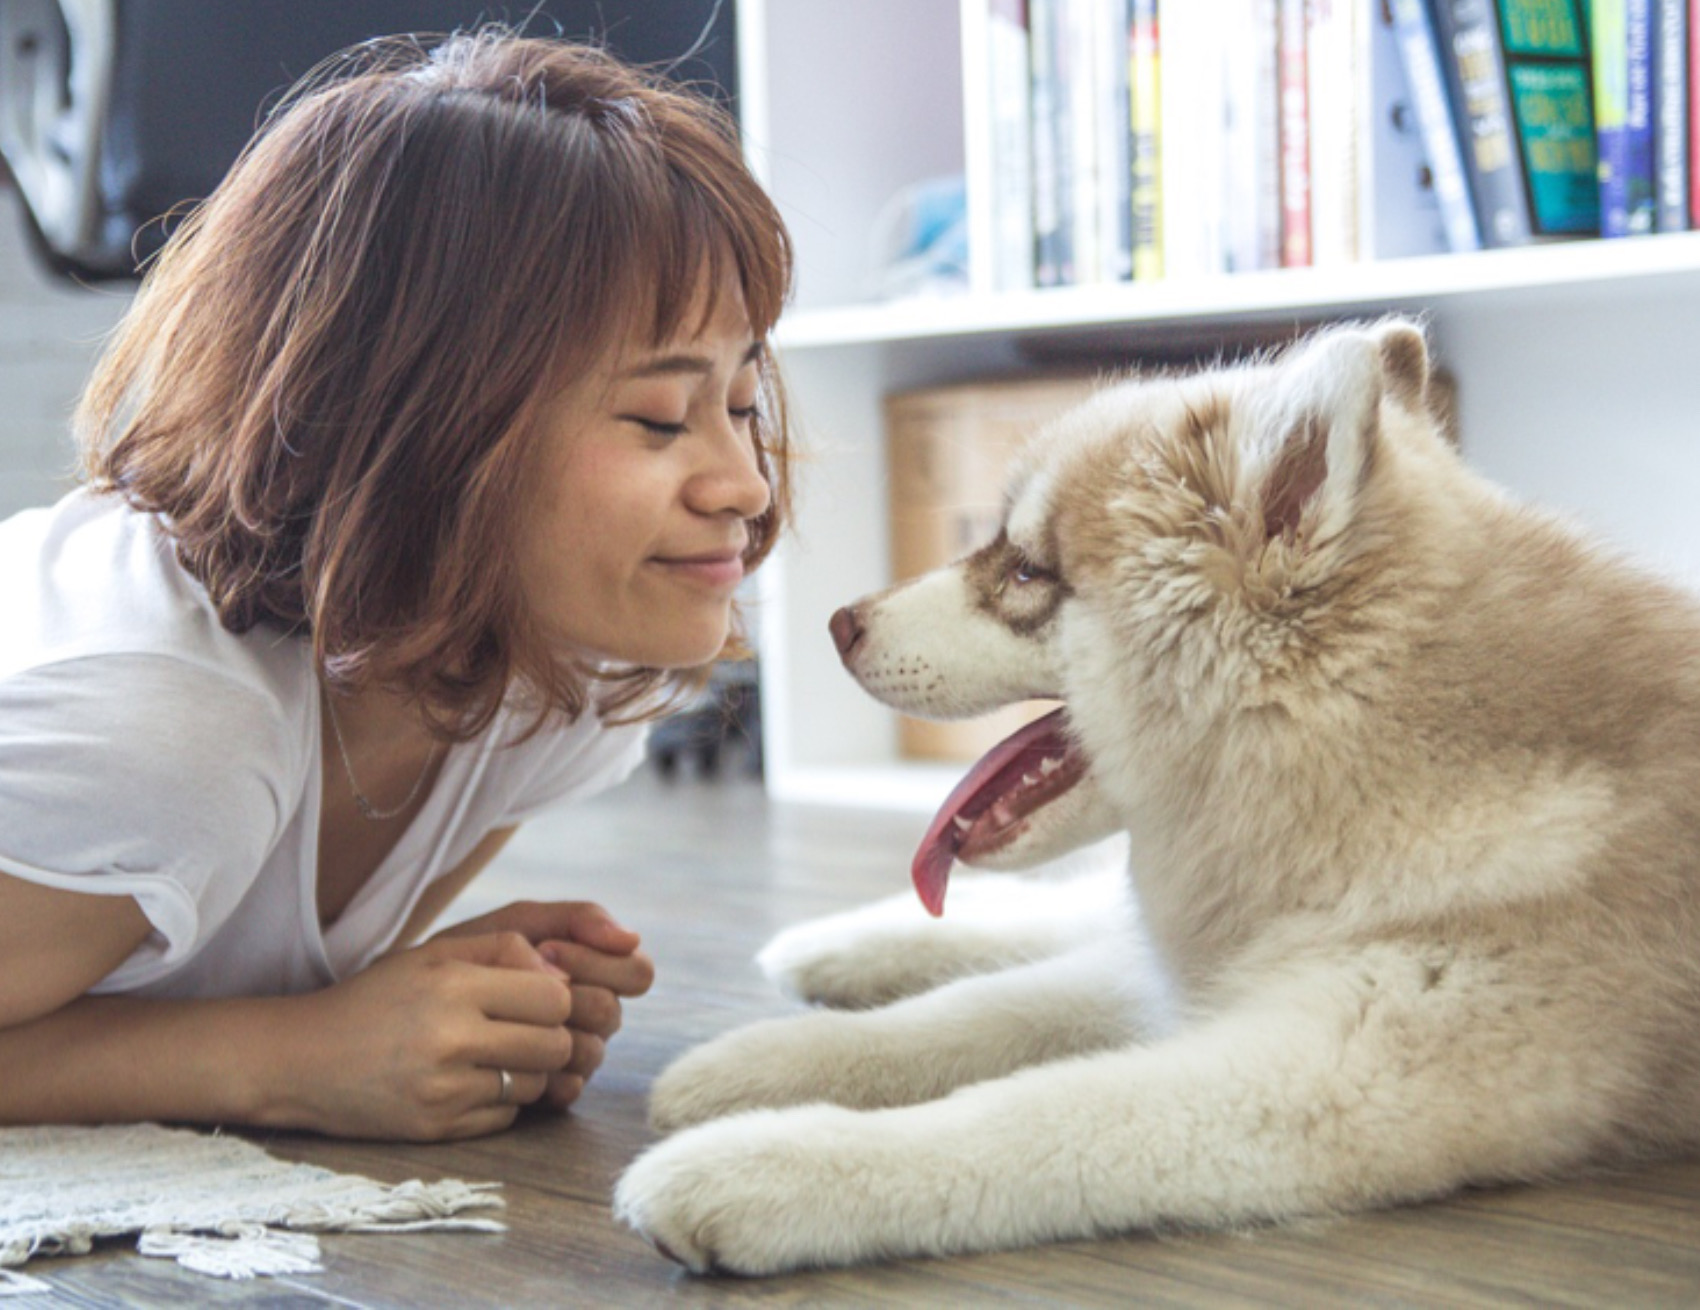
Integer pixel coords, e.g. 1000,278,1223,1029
833,318,1467,915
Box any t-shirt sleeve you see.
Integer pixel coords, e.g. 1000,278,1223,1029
493,715,650,827
0,655,294,978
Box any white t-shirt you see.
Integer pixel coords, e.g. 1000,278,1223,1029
0,490,648,1000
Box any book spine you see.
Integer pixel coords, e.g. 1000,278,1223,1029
1390,0,1482,249
1496,0,1600,237
1595,0,1632,234
1063,0,1102,283
1255,0,1285,266
1430,0,1533,245
1278,0,1314,266
1307,0,1358,266
1096,0,1134,281
1692,0,1700,226
1129,0,1162,279
1158,0,1225,277
1222,0,1277,271
1625,0,1658,233
1654,0,1689,228
1029,0,1069,284
986,0,1037,291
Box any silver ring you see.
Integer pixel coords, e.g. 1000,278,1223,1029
496,1068,515,1105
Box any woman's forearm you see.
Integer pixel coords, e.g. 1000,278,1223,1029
0,934,578,1141
0,992,303,1128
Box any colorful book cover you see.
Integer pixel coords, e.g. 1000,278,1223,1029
1431,0,1534,245
1652,0,1689,229
1594,0,1658,235
1390,0,1483,249
1496,0,1600,235
1691,0,1700,226
1129,0,1161,280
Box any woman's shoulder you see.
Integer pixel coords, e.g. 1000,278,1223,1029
0,489,313,709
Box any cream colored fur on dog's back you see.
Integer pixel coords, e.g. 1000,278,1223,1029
614,320,1700,1273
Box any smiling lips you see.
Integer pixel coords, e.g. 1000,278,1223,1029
653,549,746,590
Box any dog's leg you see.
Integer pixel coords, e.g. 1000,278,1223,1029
618,947,1614,1274
758,853,1128,1010
647,934,1160,1133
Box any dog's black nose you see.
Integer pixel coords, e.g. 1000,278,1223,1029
828,605,864,662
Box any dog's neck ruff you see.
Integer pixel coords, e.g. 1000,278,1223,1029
912,707,1086,915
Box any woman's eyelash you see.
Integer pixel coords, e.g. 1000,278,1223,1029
630,418,687,437
623,407,759,437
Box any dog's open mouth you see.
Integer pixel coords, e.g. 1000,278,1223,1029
912,707,1086,916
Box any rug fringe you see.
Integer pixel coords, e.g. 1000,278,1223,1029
139,1223,323,1280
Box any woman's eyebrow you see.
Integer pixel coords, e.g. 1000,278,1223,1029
621,341,765,379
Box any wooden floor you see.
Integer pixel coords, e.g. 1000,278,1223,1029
25,766,1700,1307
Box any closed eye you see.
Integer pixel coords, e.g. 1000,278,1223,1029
622,416,687,438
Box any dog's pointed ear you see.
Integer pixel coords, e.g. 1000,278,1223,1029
1255,320,1427,544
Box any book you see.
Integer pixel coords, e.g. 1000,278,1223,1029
1692,0,1700,225
1431,0,1534,245
1307,0,1360,266
1061,0,1103,283
1366,0,1457,258
1129,0,1162,279
1389,0,1484,250
1594,0,1658,236
884,376,1096,760
1495,0,1601,237
1653,0,1689,229
1029,0,1071,284
1222,0,1283,271
1094,0,1134,282
1159,0,1228,278
1278,0,1314,266
985,0,1036,291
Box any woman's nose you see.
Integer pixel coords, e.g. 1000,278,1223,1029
694,424,771,520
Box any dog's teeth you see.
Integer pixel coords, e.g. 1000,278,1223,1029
1022,773,1037,787
953,816,972,833
1040,757,1062,775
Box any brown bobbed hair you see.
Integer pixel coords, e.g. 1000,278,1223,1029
77,27,794,739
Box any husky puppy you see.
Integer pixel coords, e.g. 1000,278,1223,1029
614,319,1700,1274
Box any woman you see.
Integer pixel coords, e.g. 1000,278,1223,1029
0,27,792,1141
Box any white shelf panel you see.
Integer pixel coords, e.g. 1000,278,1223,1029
776,233,1700,349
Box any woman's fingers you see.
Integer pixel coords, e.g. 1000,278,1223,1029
565,984,622,1039
540,940,655,996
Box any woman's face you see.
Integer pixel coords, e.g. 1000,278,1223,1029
519,289,771,669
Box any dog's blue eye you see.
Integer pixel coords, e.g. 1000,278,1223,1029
1012,559,1054,586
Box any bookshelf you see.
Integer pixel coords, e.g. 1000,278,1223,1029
737,0,1700,811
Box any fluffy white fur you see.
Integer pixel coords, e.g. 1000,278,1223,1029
614,320,1700,1274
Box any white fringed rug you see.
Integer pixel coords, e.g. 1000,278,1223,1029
0,1123,504,1295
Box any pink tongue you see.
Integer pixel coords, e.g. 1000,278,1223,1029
912,707,1076,917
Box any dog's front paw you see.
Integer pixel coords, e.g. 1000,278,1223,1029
648,1011,864,1133
757,892,982,1009
614,1106,894,1275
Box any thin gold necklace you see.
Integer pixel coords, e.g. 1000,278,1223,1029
321,692,441,822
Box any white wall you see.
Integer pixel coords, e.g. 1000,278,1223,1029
0,184,134,518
